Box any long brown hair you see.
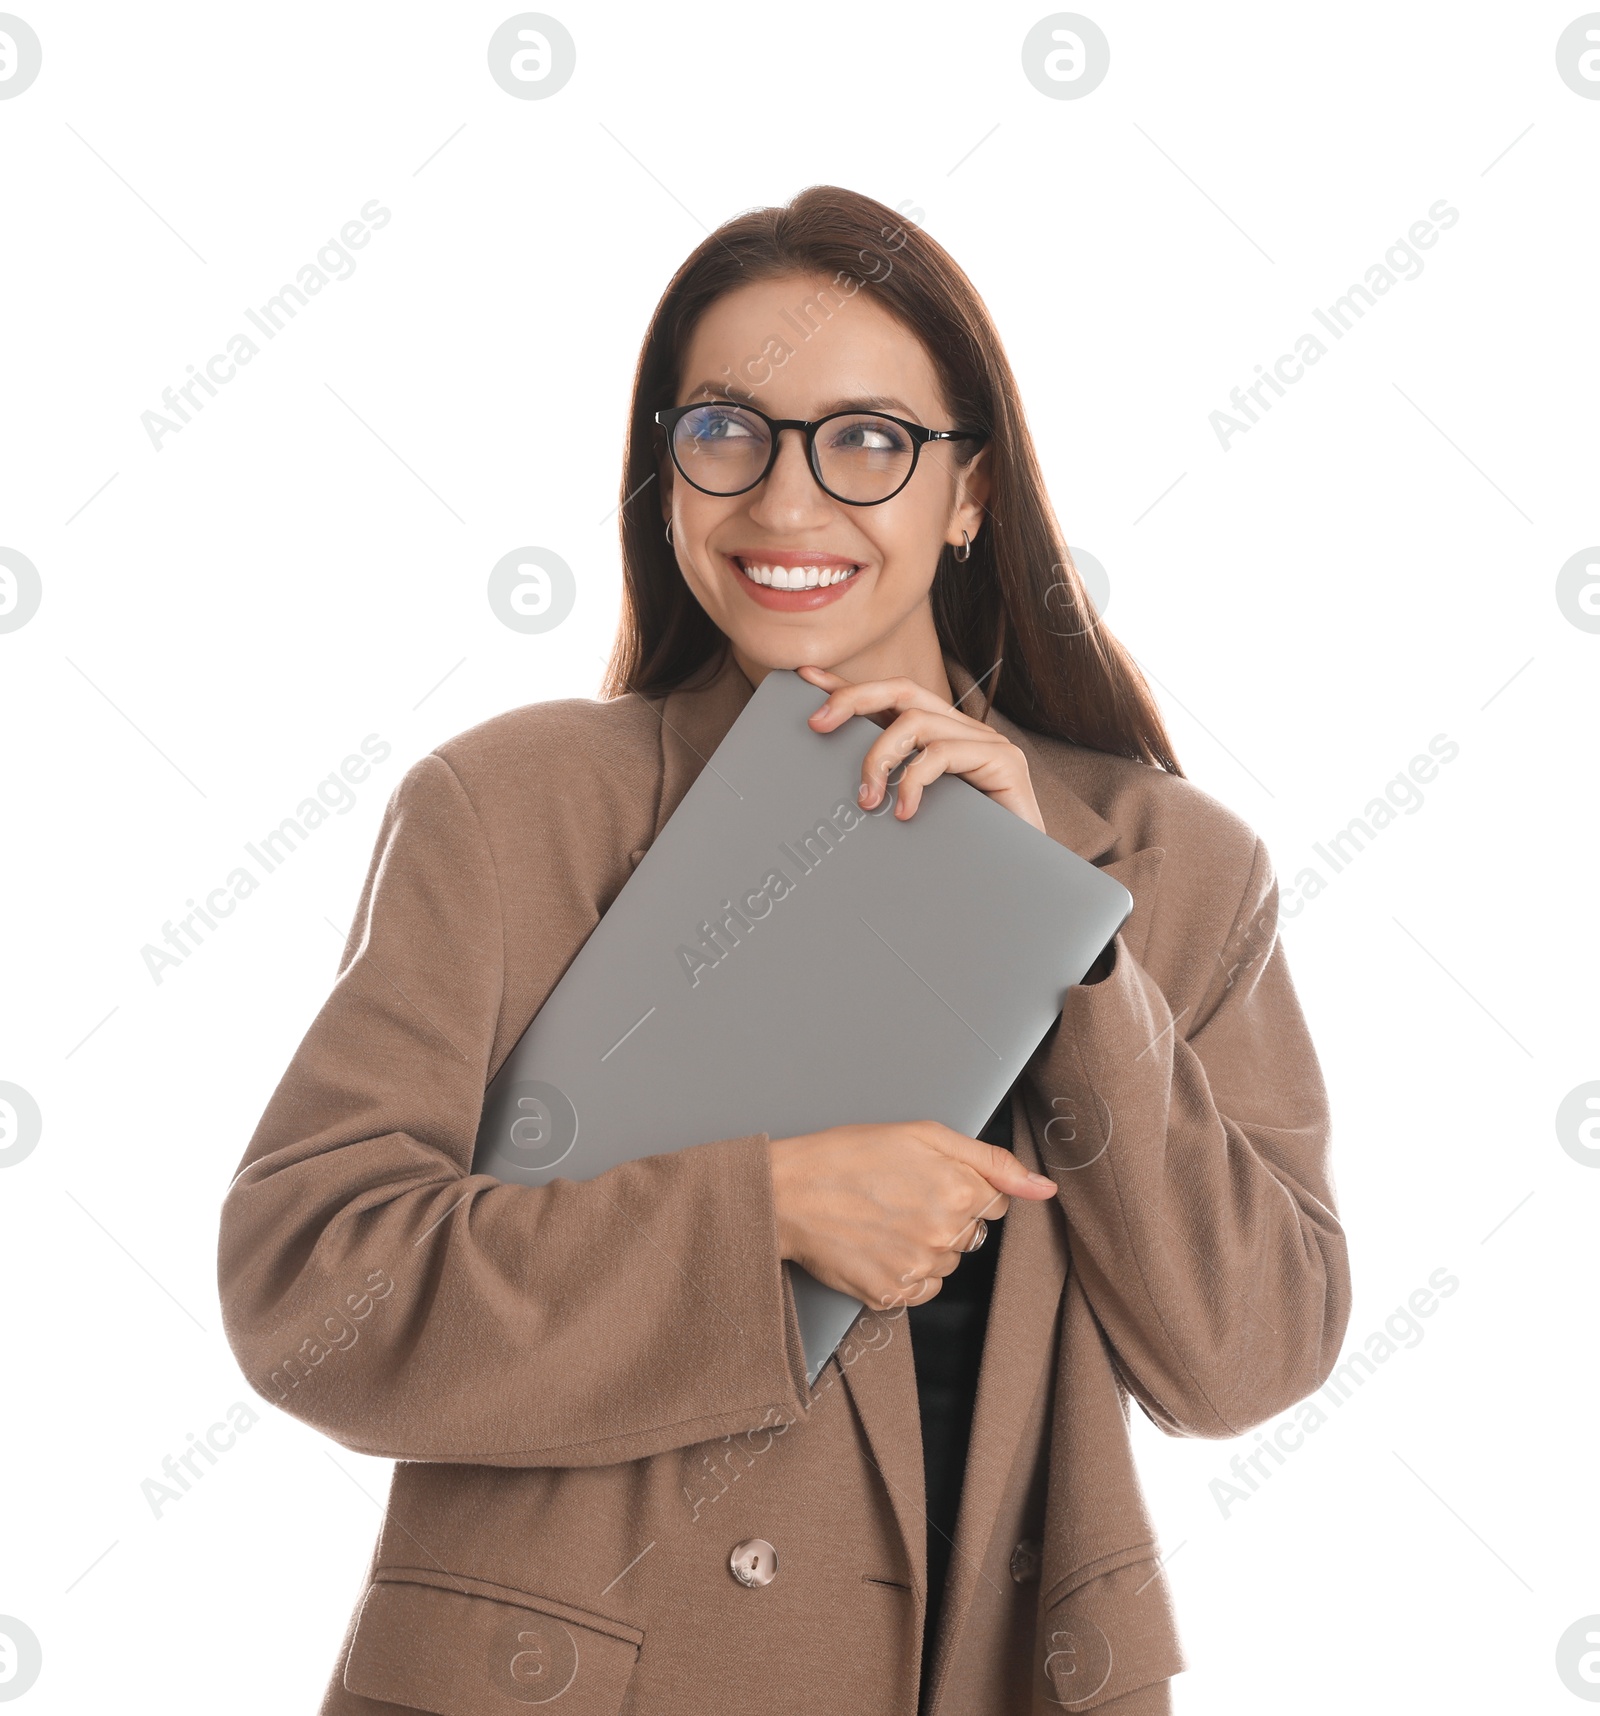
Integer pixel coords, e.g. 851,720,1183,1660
601,185,1183,775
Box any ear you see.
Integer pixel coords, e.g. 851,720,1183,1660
950,444,992,546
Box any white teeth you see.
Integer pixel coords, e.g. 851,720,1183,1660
737,560,859,589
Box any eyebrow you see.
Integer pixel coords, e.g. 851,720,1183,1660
681,381,924,423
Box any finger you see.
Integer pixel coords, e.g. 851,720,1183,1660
891,1271,941,1309
876,735,1025,820
796,664,847,692
914,1123,1058,1199
858,714,1007,808
805,674,964,734
950,1211,992,1253
932,1199,1006,1260
923,1246,966,1279
923,1189,1006,1269
870,733,1042,831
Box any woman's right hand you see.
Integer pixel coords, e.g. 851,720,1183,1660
766,1121,1059,1310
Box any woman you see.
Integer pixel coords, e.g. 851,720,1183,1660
219,185,1350,1716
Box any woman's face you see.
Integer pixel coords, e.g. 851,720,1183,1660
663,272,989,684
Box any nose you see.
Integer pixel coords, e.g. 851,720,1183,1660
746,426,833,529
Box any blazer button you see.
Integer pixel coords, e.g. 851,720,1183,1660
729,1538,779,1588
1010,1539,1042,1583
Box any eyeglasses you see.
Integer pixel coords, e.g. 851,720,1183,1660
655,400,988,507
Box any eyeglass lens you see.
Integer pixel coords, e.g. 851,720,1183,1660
671,403,917,503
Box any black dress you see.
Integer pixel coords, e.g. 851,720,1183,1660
906,1086,1011,1706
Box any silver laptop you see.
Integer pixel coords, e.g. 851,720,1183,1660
472,667,1132,1385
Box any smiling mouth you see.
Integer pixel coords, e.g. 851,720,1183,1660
732,556,862,589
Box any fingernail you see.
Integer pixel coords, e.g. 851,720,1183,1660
1026,1172,1056,1189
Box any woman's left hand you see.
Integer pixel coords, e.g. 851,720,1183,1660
799,664,1046,833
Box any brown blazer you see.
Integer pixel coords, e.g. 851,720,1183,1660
218,650,1350,1716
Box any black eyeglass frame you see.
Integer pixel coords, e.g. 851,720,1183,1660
654,400,989,507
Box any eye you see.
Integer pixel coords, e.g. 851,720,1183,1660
683,403,763,443
825,415,911,454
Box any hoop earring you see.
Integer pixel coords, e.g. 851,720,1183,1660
665,520,674,546
953,530,972,563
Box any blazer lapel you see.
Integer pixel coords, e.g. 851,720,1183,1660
920,1100,1067,1705
923,660,1166,1707
836,1309,931,1598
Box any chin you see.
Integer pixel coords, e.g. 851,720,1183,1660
727,621,861,676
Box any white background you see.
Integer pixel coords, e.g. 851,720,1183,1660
1,2,1597,1711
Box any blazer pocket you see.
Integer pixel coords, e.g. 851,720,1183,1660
1036,1557,1186,1711
344,1567,643,1715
